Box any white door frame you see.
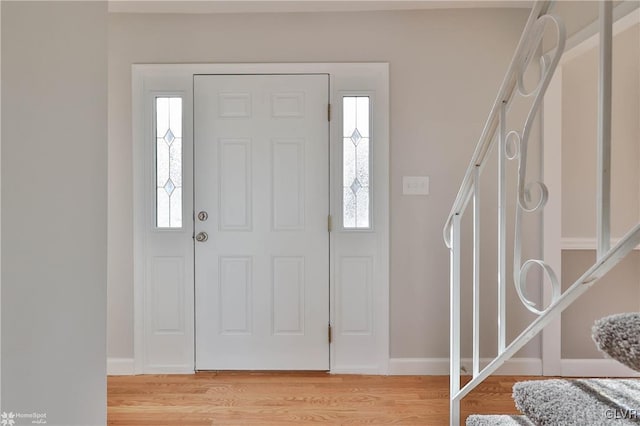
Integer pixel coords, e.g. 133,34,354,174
542,5,639,377
133,63,390,374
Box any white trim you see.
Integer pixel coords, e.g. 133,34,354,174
389,357,640,377
140,365,194,375
330,366,386,375
388,358,542,376
561,359,640,377
107,358,136,376
132,68,146,375
542,64,562,377
562,238,640,251
133,63,390,375
112,356,640,378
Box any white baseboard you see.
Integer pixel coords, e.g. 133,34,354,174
107,357,135,376
108,359,194,375
330,365,385,375
388,357,640,377
562,237,640,250
561,358,640,377
112,360,382,375
113,357,638,377
388,357,542,376
144,364,194,374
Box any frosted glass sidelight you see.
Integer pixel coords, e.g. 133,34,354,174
156,97,183,228
342,96,370,229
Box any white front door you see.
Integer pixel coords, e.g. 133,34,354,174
194,74,330,370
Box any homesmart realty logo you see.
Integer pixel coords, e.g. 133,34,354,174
1,412,47,425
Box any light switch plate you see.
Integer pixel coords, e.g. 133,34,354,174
403,176,429,195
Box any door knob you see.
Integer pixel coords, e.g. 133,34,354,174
197,211,208,222
195,232,208,242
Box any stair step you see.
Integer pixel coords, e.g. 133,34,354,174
466,414,535,425
593,313,640,372
513,379,640,425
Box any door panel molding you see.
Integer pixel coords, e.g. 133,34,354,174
133,63,389,374
194,74,329,370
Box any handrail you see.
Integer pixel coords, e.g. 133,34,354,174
443,0,553,248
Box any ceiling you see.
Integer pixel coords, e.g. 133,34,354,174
108,0,533,14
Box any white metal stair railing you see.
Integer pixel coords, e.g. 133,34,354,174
443,1,640,425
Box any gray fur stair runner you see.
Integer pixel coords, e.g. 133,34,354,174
464,314,640,424
466,415,536,425
593,313,640,372
513,378,640,425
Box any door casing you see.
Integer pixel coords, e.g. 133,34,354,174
132,63,389,374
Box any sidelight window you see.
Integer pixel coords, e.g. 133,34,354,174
155,97,183,228
342,96,371,229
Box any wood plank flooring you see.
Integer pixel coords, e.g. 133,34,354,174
108,372,527,425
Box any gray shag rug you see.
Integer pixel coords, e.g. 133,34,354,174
513,379,640,425
466,415,535,425
593,313,640,372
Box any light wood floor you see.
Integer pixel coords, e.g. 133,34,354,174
108,372,528,425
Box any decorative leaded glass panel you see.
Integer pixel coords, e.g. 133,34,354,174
343,96,370,229
156,97,182,228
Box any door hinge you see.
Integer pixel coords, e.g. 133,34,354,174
328,214,333,232
328,324,332,344
328,103,332,122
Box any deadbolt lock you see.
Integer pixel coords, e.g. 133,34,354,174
197,211,208,222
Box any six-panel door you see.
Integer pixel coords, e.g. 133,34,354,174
194,74,330,370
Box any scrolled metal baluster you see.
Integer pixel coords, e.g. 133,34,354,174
516,14,565,214
517,14,566,98
505,130,521,160
513,205,561,315
510,12,566,315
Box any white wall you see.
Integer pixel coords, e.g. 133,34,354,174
560,23,640,358
0,0,3,408
562,251,640,359
108,7,543,363
2,2,107,424
545,0,628,50
562,24,639,239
